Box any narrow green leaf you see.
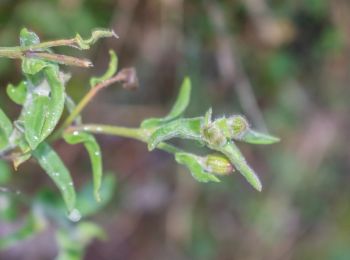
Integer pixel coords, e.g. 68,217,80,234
147,117,202,151
41,65,65,140
33,142,76,212
141,77,191,128
90,50,118,87
0,108,13,150
165,77,191,120
218,142,262,191
175,152,220,183
7,81,28,105
64,131,103,202
240,129,280,144
23,94,49,149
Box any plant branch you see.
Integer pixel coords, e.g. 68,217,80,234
66,124,182,154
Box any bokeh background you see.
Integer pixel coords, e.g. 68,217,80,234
1,0,350,259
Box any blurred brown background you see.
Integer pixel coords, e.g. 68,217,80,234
1,0,350,259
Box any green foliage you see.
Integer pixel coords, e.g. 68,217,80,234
0,28,278,253
142,82,278,190
0,28,115,215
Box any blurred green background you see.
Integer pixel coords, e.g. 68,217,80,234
1,0,350,259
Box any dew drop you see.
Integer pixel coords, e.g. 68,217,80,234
68,208,81,222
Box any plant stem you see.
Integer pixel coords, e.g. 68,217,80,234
69,124,146,141
0,47,23,59
51,74,125,141
67,124,183,154
0,39,75,59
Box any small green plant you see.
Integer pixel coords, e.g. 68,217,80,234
0,28,279,258
0,29,279,259
0,28,279,215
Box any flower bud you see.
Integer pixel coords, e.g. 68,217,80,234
227,115,249,139
201,124,227,147
203,154,234,175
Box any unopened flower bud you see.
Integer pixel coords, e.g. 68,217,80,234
227,115,249,139
201,124,227,147
203,154,234,175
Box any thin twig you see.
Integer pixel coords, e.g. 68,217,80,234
51,72,133,141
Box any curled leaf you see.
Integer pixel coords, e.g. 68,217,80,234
75,29,118,50
41,65,66,140
7,81,28,105
64,131,103,202
90,50,118,87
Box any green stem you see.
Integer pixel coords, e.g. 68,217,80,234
0,47,23,59
67,124,182,154
0,38,78,59
51,74,125,141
